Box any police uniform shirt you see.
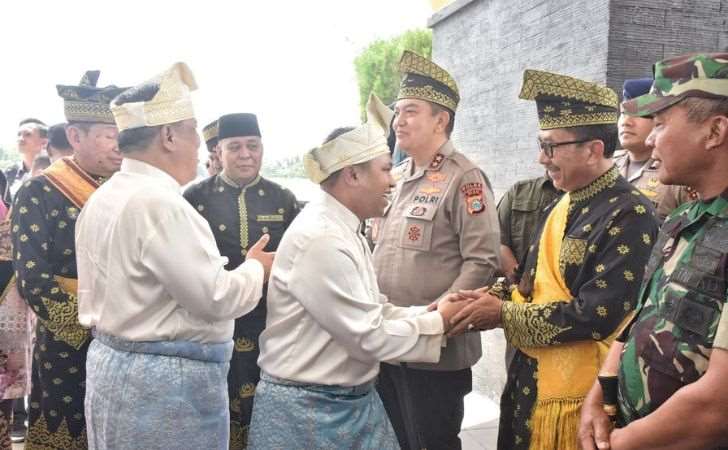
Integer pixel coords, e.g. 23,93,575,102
613,150,695,220
372,140,500,370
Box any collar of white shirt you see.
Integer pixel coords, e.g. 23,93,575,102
319,190,362,233
120,158,182,193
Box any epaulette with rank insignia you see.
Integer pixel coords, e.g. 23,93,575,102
429,153,446,171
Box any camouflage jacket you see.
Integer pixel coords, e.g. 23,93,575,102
618,190,728,424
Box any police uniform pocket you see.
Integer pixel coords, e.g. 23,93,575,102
398,205,436,251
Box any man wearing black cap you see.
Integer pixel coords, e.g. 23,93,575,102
614,78,694,220
202,119,222,176
11,71,126,450
184,112,299,449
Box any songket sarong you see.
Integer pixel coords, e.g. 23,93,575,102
0,280,33,400
248,372,399,450
85,333,233,450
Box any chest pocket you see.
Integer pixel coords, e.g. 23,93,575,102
398,203,437,251
510,198,541,245
640,248,726,386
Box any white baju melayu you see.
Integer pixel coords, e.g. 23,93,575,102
249,191,444,450
76,158,264,450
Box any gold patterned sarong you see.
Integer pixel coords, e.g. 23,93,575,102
511,194,627,450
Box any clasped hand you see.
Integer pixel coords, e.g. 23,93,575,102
428,287,503,337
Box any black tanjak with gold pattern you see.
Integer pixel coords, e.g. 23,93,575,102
56,71,127,124
11,173,103,450
398,50,460,112
519,69,619,130
184,174,298,449
203,120,219,150
497,167,659,450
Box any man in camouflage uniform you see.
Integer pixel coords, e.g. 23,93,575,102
184,113,298,449
579,52,728,450
11,71,126,450
614,77,695,220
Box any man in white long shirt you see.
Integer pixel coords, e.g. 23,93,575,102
248,94,467,450
75,62,274,450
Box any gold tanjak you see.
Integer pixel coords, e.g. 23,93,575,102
111,62,197,131
203,121,219,143
303,94,392,184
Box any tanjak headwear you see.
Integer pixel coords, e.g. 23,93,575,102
397,50,460,113
519,69,619,129
57,71,127,124
111,62,197,131
303,94,393,184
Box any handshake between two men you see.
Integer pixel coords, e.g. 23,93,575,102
429,282,507,337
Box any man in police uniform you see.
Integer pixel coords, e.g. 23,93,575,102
579,52,728,450
184,113,298,449
11,71,126,450
614,77,695,220
202,119,222,176
371,51,500,450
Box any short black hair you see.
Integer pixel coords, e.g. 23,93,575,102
67,121,93,134
18,118,48,138
31,154,51,172
567,123,619,158
428,102,455,137
19,117,46,127
322,126,356,145
48,123,71,150
113,82,162,153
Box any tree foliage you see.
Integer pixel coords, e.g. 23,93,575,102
354,29,432,120
262,154,307,178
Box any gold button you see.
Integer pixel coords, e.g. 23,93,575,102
258,189,265,196
219,224,227,231
262,226,269,233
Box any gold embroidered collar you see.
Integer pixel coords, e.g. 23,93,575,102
570,165,619,204
219,173,261,190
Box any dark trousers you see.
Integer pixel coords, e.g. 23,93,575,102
377,363,472,450
11,398,26,429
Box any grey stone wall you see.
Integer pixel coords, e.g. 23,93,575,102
429,0,728,199
606,0,728,92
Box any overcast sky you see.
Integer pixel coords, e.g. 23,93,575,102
0,0,433,162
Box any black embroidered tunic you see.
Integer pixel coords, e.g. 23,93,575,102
497,167,660,449
184,174,299,449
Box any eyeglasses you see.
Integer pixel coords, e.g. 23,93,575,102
537,138,593,158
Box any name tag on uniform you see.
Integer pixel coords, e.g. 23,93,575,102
256,214,284,222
